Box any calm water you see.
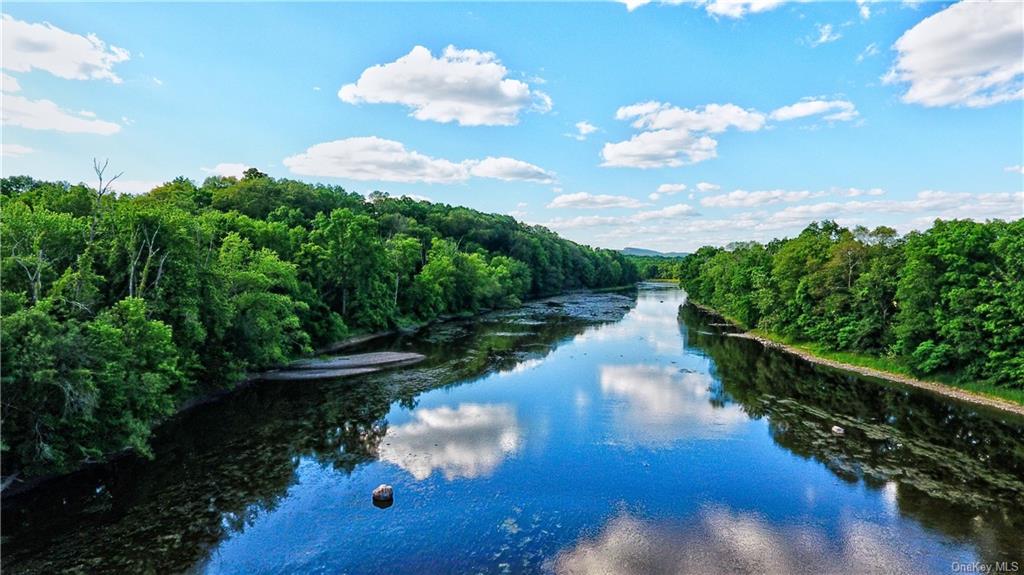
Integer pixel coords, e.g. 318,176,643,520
5,284,1024,574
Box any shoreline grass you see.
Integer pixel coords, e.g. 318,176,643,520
747,329,1024,408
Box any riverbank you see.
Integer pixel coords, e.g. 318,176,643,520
686,301,1024,417
1,287,638,497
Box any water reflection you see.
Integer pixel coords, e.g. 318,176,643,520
554,508,920,575
599,364,747,446
380,403,521,480
680,303,1024,562
3,293,632,574
5,287,1024,573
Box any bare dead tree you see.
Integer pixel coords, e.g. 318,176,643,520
88,158,123,245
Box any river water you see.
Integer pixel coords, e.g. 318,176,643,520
4,284,1023,574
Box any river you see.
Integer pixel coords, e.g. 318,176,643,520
4,283,1023,574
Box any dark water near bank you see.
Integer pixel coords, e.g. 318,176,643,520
4,284,1024,574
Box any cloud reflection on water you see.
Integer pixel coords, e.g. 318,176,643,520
554,508,917,575
599,364,748,446
379,403,521,480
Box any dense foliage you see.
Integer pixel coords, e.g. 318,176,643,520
677,220,1024,390
1,170,637,477
625,255,685,280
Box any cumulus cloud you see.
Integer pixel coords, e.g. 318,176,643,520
1005,165,1024,175
1,143,34,157
701,189,824,208
622,0,787,18
283,136,553,184
697,182,721,192
809,23,842,47
338,45,550,126
834,187,885,197
603,96,855,169
602,102,764,168
763,190,1023,229
1,72,21,92
548,192,646,209
201,163,251,179
770,98,858,122
2,94,121,135
650,183,687,201
469,156,555,183
617,101,766,133
703,0,786,18
545,189,1020,252
1,14,130,83
541,203,698,229
884,0,1024,108
568,120,598,141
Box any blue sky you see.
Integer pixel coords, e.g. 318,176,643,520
2,1,1022,251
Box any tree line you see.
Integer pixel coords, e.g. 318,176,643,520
1,167,638,477
675,220,1023,391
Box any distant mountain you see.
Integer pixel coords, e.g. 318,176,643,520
621,247,689,258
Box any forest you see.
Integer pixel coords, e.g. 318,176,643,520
674,220,1024,393
0,167,638,478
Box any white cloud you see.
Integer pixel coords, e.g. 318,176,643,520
1,14,130,83
701,189,824,208
2,94,121,135
618,0,785,17
111,179,165,195
703,0,786,18
1,72,21,92
856,0,873,19
770,98,858,122
1006,165,1024,175
338,45,549,126
469,156,555,183
697,182,721,192
201,163,251,179
834,187,885,197
603,102,764,168
857,42,880,63
379,403,520,481
283,136,553,184
809,23,842,47
285,137,467,183
616,101,766,133
763,190,1024,229
884,0,1024,108
548,192,646,209
540,202,698,229
1,144,34,157
649,183,687,201
568,120,598,141
602,128,718,168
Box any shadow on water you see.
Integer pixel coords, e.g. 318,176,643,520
1,292,636,574
679,303,1024,562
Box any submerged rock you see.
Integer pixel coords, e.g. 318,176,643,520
372,484,394,508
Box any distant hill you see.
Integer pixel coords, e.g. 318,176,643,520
621,247,690,258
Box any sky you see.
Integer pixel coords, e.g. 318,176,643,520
1,1,1022,252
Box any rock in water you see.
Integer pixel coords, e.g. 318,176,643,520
372,484,394,508
831,425,845,436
